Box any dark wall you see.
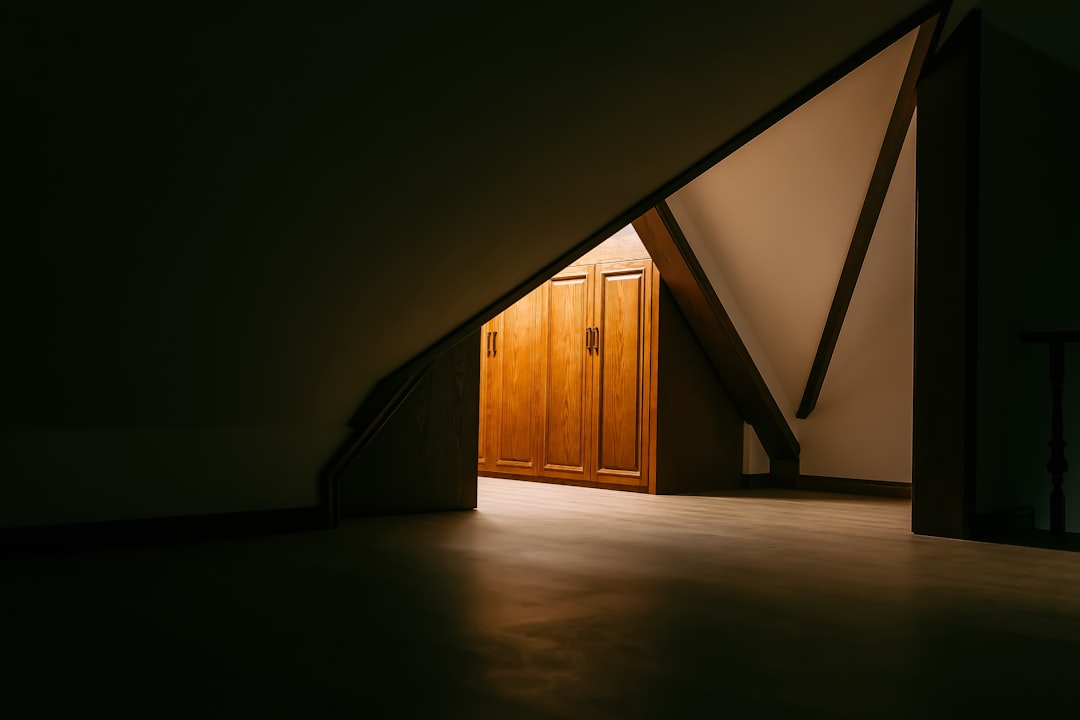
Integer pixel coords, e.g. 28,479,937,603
655,284,743,493
339,332,480,516
914,11,1080,538
976,22,1080,530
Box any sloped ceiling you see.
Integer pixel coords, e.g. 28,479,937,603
667,30,915,425
4,2,937,427
2,2,940,524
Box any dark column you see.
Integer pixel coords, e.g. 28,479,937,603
912,13,981,539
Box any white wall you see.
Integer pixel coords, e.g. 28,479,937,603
796,120,914,482
743,425,770,474
669,30,916,482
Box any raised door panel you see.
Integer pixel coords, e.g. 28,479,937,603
477,319,496,473
541,267,593,481
592,261,653,487
493,286,544,474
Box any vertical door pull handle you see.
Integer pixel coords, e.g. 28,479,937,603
586,327,592,352
492,331,497,356
486,331,491,355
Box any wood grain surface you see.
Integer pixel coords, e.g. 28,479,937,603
542,267,593,480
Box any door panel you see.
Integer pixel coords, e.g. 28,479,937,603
477,319,495,473
593,261,652,486
494,286,543,473
542,267,593,480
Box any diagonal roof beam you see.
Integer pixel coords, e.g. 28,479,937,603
634,203,800,462
797,15,941,419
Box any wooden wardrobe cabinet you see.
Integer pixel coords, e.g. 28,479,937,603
540,259,654,488
479,237,743,494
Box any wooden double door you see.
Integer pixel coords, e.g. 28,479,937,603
479,259,655,490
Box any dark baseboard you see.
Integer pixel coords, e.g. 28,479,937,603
0,506,327,555
796,475,912,499
742,473,912,499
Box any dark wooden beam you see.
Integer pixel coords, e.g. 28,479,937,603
797,14,941,419
633,203,800,462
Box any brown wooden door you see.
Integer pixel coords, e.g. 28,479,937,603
477,319,496,473
591,260,653,487
541,266,594,481
492,285,544,474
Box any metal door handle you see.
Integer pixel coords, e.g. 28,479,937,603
492,331,497,356
486,331,491,355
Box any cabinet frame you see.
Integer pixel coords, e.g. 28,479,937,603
480,258,656,492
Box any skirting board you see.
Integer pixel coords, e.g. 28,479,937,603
0,506,326,555
743,473,912,499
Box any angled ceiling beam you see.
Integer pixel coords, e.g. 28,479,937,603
797,14,941,419
634,203,800,462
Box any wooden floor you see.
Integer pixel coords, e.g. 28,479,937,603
7,477,1080,717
